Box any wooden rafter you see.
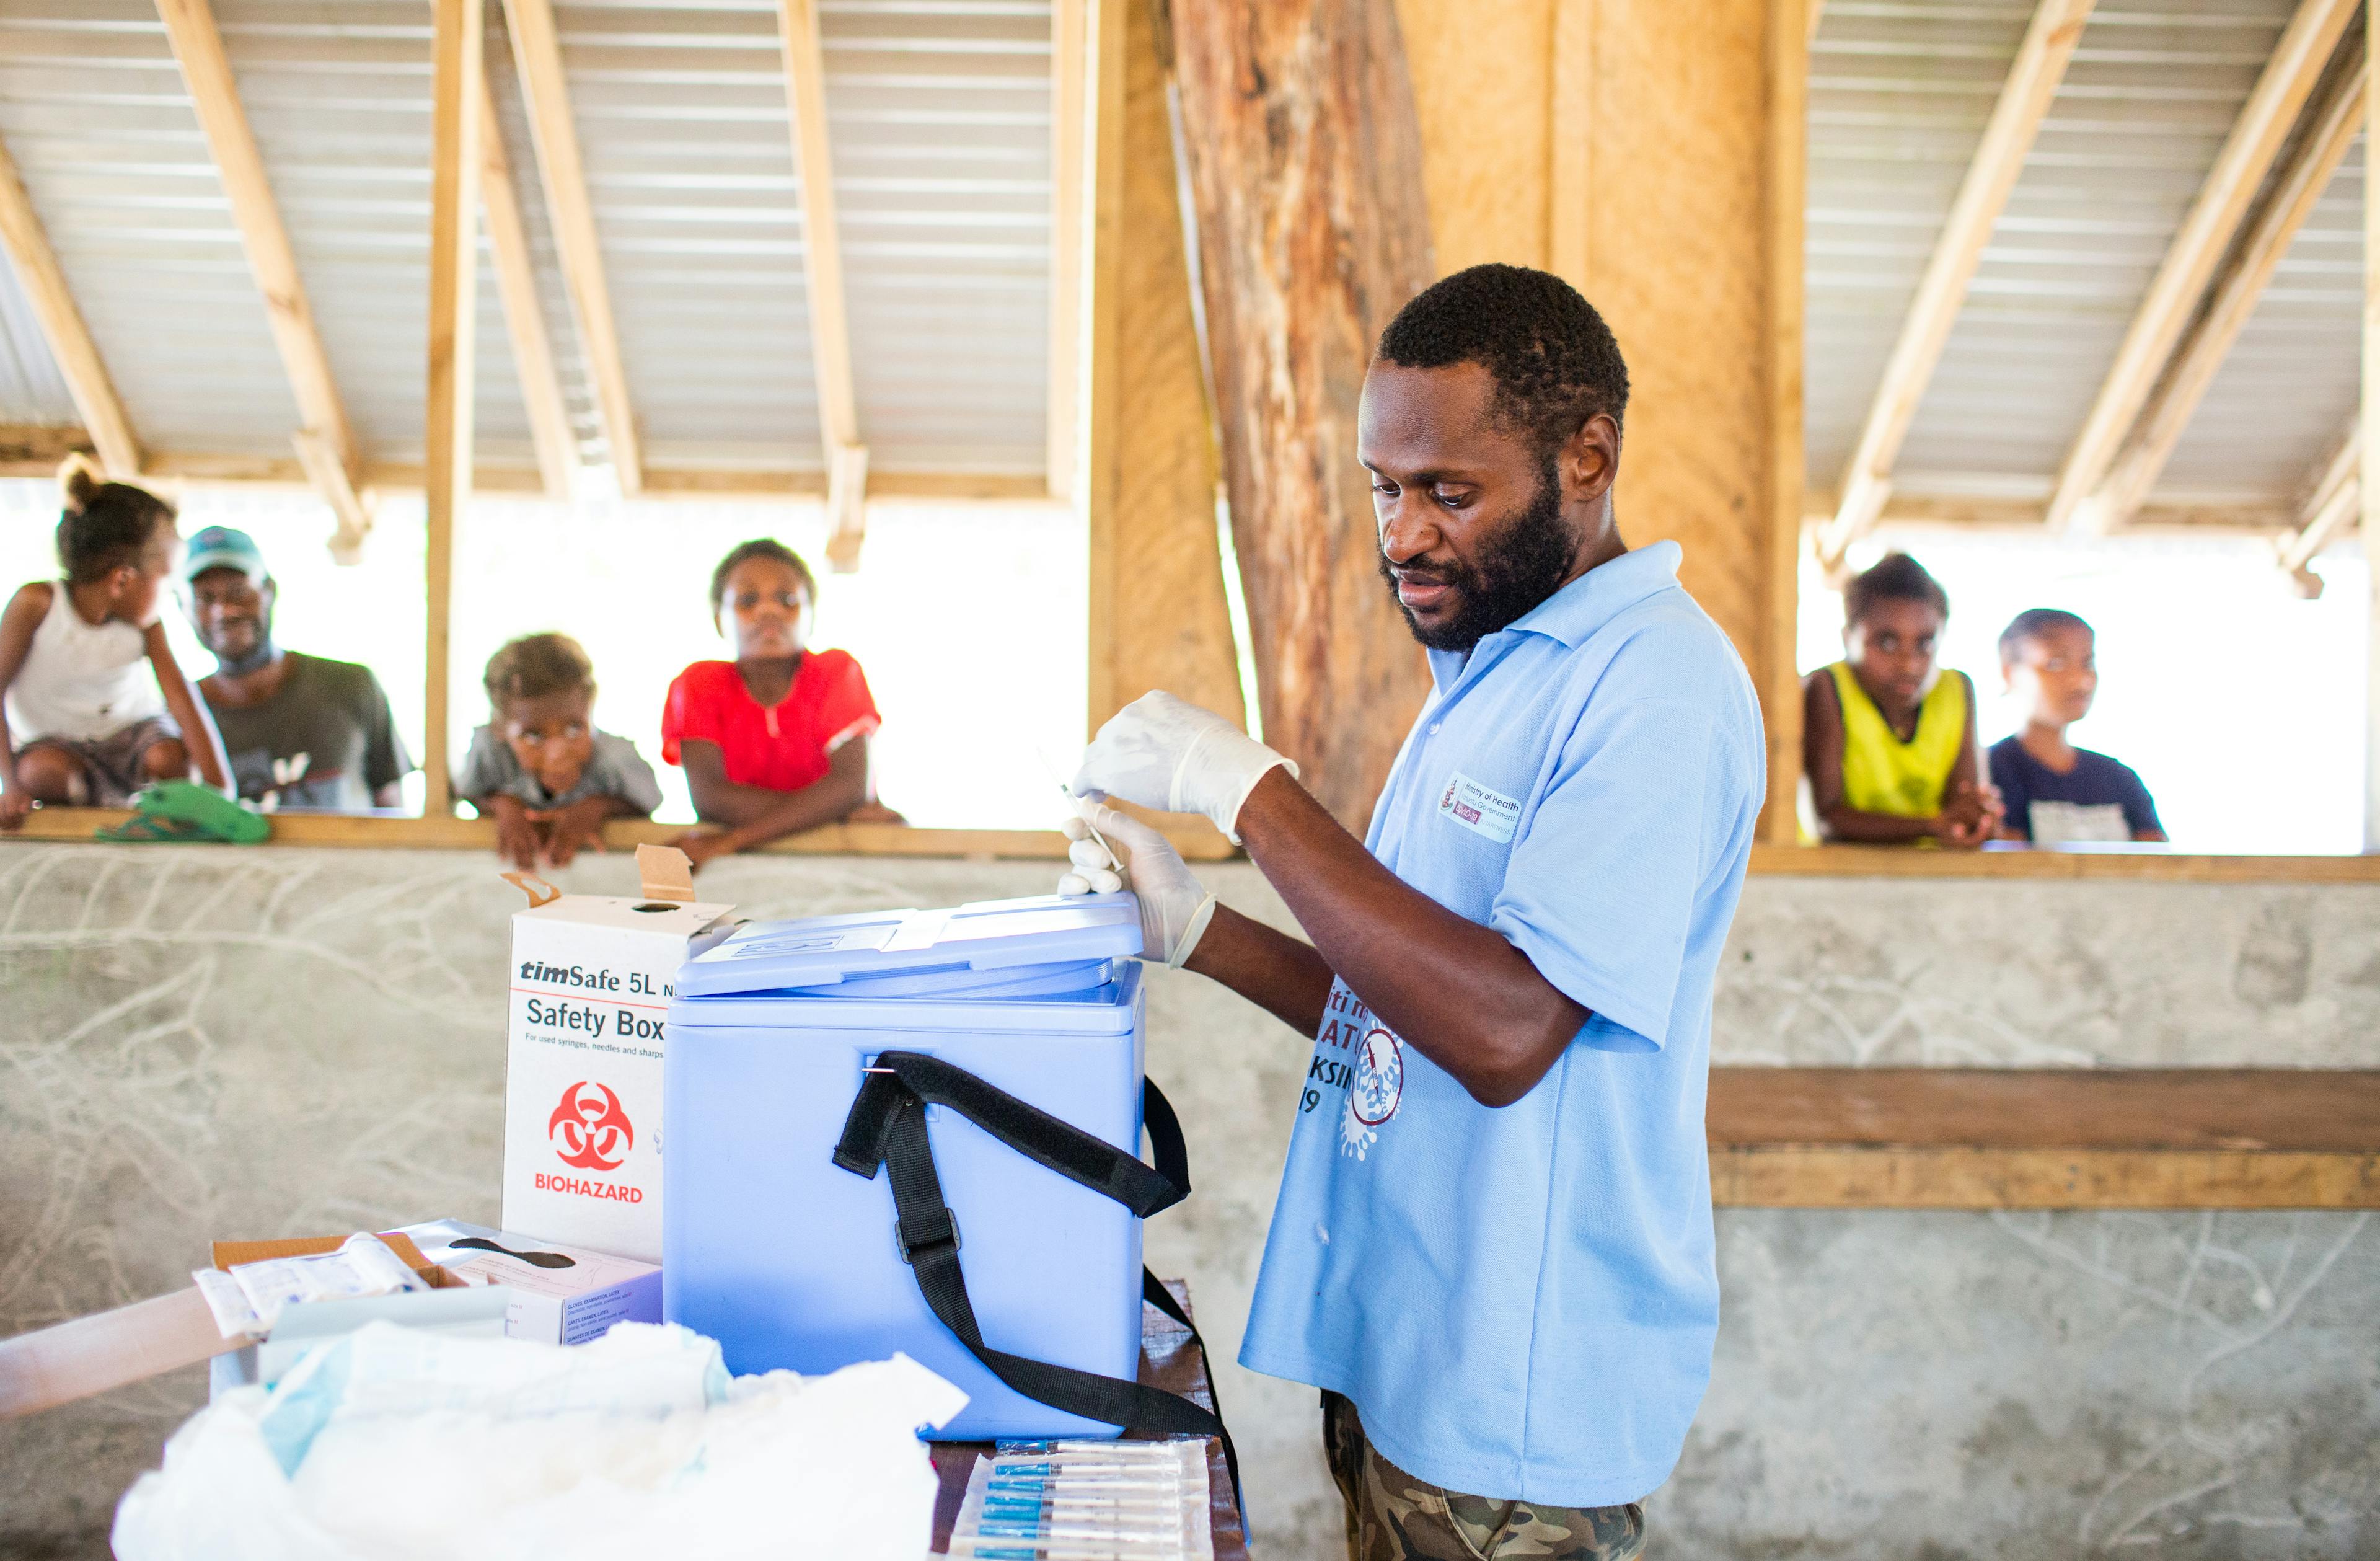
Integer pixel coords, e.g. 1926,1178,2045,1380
503,0,642,492
155,0,363,504
777,0,868,570
480,71,575,499
1814,0,2096,573
2089,46,2366,530
2047,0,2360,534
1804,484,2299,533
2276,423,2358,595
423,0,484,816
0,136,139,476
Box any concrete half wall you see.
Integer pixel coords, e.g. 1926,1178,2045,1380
0,846,2371,1557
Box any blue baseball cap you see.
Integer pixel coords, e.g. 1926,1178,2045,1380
182,526,267,584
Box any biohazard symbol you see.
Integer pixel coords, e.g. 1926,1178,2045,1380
549,1081,634,1171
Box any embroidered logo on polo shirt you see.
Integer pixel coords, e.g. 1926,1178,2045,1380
1437,771,1520,844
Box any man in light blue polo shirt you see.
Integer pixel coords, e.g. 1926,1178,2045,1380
1070,264,1763,1560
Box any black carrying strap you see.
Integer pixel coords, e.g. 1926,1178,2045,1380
835,1050,1243,1521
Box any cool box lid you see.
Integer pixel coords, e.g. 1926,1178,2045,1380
672,893,1143,998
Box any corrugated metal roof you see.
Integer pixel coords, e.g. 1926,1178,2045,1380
2162,130,2361,495
1807,0,2358,510
0,255,81,426
0,0,1051,479
0,0,296,451
557,0,1050,474
217,0,531,466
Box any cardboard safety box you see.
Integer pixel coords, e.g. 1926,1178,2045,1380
205,1232,511,1397
401,1219,663,1345
500,846,736,1262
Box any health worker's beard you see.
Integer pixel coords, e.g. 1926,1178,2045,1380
1377,457,1577,652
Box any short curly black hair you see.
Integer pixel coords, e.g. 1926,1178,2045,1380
483,631,594,708
708,537,817,617
55,453,176,585
1998,606,2090,663
1844,552,1949,626
1375,263,1630,456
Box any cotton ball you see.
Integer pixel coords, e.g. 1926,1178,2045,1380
1088,868,1124,895
1057,872,1091,896
1060,817,1091,841
1067,838,1111,870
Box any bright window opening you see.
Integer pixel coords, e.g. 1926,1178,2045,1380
1802,529,2371,855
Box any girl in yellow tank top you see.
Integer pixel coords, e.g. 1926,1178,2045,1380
1801,553,1999,847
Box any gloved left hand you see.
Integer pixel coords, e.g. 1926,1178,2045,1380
1070,691,1295,844
1055,801,1218,968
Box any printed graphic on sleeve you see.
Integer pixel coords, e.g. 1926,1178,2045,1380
1299,980,1405,1161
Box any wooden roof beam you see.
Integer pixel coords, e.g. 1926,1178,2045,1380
503,0,642,493
156,0,364,521
479,67,575,500
777,0,868,570
2048,0,2360,535
1814,0,2096,577
0,136,140,477
2276,425,2358,595
2089,42,2366,531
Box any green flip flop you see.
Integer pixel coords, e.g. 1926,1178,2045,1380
103,780,273,844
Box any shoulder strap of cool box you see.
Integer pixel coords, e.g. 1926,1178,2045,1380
834,1050,1242,1521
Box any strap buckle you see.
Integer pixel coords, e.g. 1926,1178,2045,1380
895,1211,961,1266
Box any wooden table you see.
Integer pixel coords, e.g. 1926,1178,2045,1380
928,1280,1250,1561
1708,1068,2380,1208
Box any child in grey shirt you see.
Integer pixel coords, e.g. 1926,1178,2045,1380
457,633,662,870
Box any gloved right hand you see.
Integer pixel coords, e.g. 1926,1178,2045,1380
1070,691,1295,844
1056,800,1218,969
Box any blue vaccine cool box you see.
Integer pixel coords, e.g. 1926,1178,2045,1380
664,893,1153,1441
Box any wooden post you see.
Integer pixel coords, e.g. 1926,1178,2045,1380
1167,0,1437,833
424,0,483,817
1763,0,1809,844
2366,11,2380,851
1078,0,1246,738
1553,0,1789,810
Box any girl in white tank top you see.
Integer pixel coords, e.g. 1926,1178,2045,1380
4,580,165,743
0,457,232,819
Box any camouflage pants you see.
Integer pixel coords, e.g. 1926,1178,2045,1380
1321,1392,1647,1561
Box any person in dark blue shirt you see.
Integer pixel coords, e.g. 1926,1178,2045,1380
1990,609,2164,844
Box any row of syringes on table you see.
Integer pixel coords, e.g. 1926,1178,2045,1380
942,1438,1214,1561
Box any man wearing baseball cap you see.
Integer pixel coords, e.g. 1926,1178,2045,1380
184,527,413,811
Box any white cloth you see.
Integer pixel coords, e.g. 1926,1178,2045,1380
112,1322,966,1561
4,581,162,743
1070,691,1293,844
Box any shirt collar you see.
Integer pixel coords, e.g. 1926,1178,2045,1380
1507,540,1683,647
1424,541,1685,690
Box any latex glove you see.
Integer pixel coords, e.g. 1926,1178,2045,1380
1055,801,1218,969
1070,691,1295,844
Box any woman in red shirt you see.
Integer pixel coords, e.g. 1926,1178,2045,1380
662,539,898,867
